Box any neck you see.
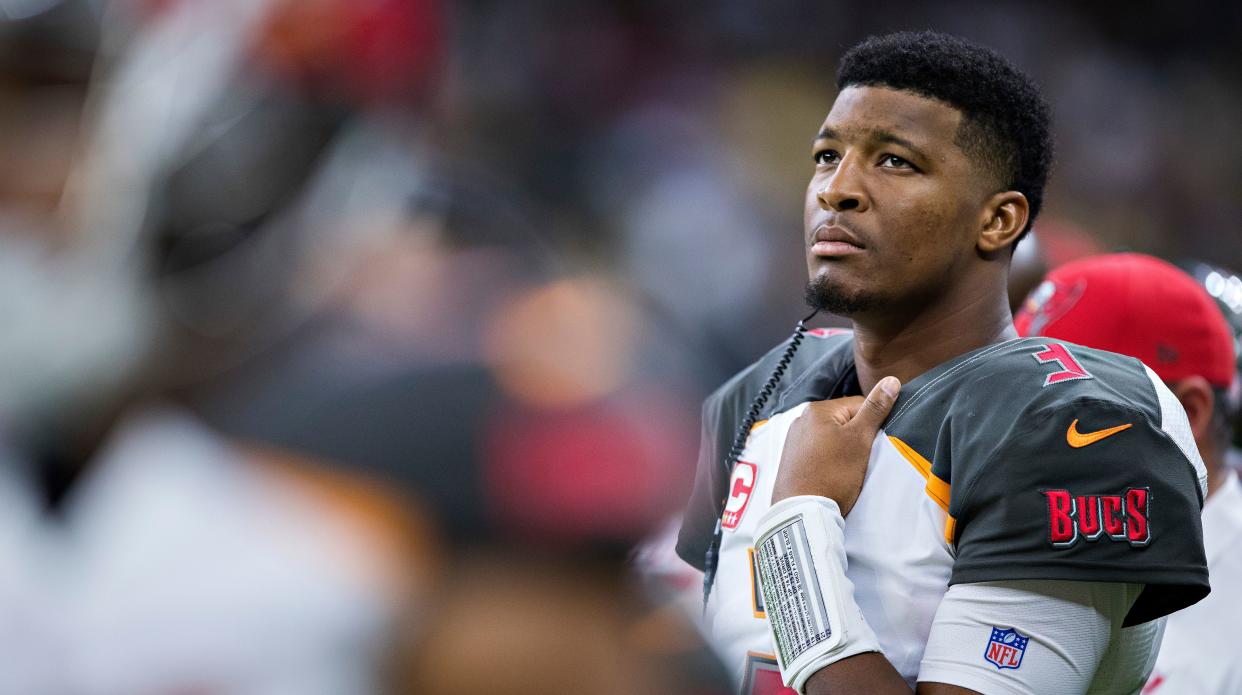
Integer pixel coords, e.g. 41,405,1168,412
849,274,1016,394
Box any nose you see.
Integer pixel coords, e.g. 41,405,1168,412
815,157,869,213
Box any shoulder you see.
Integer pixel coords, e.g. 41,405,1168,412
906,337,1204,500
979,339,1202,497
703,328,854,422
975,339,1173,463
921,342,1210,625
891,337,1160,432
887,338,1188,485
991,338,1162,420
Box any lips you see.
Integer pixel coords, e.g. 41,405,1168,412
810,223,865,257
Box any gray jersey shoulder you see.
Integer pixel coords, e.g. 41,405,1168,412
884,337,1207,625
884,337,1164,486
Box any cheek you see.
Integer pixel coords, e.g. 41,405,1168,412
882,186,972,266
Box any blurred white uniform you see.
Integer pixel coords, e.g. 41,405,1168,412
0,407,403,695
1145,469,1242,695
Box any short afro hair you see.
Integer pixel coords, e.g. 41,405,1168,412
836,31,1052,239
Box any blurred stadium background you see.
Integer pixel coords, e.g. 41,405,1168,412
0,0,1237,692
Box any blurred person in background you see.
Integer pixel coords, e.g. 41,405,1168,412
0,0,442,692
0,0,729,692
1181,261,1242,474
298,145,730,695
202,173,700,545
1015,254,1242,694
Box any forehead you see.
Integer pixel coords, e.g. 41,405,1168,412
819,85,964,152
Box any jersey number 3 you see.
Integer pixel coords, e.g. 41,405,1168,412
1032,343,1093,387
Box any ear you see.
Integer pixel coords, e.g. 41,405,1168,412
977,191,1030,254
1169,376,1215,446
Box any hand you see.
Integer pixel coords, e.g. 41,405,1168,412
771,376,901,515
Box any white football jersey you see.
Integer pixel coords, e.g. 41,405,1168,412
706,403,952,690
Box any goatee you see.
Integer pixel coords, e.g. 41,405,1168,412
804,275,879,316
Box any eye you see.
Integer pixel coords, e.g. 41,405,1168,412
879,154,913,169
814,149,839,166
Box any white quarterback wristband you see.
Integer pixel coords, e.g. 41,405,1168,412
753,495,881,694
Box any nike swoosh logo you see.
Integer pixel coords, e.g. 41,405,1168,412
1066,419,1133,448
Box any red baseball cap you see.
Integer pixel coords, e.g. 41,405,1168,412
1015,253,1237,388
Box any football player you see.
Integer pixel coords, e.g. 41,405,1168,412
678,32,1209,694
1016,255,1242,694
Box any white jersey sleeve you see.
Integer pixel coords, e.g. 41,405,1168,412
918,580,1160,695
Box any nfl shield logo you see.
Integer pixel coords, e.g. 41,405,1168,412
984,627,1029,670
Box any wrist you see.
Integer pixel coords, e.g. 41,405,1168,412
753,495,880,693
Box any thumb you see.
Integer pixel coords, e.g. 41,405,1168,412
852,376,901,430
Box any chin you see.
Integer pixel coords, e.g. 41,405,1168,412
805,274,882,316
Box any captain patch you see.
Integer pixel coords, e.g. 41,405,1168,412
722,462,758,530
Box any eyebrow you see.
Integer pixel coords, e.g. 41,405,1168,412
814,127,929,160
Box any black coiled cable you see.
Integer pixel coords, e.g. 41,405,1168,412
702,308,819,607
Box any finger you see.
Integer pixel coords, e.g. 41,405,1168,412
807,396,865,425
851,376,901,429
832,396,867,422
